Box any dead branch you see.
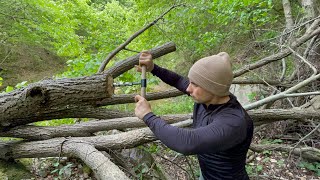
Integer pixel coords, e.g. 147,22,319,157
2,109,319,140
0,120,192,159
106,42,176,78
0,114,190,140
97,88,183,106
250,143,320,161
98,5,182,73
64,142,130,180
234,19,320,77
250,109,320,126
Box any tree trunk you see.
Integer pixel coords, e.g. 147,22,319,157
0,114,191,140
0,120,192,160
282,0,294,29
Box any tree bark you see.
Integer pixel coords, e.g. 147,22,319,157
0,74,113,127
0,120,192,160
0,42,176,129
249,109,320,125
1,109,319,140
0,114,190,140
64,142,130,180
106,42,176,78
282,0,294,29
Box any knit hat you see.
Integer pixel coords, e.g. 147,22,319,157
187,52,233,96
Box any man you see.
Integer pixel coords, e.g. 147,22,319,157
135,51,254,180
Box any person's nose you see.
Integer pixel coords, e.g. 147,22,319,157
186,83,192,94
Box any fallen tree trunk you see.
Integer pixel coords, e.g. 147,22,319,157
1,109,319,140
0,120,192,160
1,118,319,163
0,42,176,129
249,108,320,125
0,74,114,127
0,114,190,140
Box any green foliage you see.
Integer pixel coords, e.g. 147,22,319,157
246,163,263,176
298,161,320,176
50,162,74,179
142,143,160,154
0,0,281,127
152,96,193,115
34,118,77,126
1,81,28,93
261,138,283,144
1,0,281,80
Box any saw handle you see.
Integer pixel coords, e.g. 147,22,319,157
141,65,147,98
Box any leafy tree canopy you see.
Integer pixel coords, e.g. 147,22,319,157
0,0,281,80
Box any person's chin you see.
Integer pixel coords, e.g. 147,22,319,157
192,98,199,103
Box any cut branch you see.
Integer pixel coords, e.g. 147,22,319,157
106,42,176,78
98,4,182,73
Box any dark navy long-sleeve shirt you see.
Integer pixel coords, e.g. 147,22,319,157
143,64,254,180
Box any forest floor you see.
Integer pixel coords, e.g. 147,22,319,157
16,121,318,180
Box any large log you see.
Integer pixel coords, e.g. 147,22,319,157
1,109,319,140
0,120,192,159
0,42,176,129
0,74,114,128
0,114,190,140
249,108,320,125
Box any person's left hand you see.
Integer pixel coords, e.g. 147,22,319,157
135,95,152,119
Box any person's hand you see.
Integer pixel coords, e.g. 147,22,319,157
135,95,152,119
135,51,154,72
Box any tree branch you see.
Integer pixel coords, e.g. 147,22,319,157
98,5,182,73
64,142,130,180
250,143,320,161
234,20,320,77
0,120,193,159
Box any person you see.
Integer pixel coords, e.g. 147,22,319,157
134,51,254,180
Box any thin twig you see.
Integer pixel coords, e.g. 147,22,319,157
155,153,192,179
288,122,320,159
286,46,318,75
284,91,320,97
256,16,320,43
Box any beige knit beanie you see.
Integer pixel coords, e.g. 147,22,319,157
187,52,233,96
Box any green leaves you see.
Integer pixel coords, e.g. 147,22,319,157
299,161,320,176
1,0,279,79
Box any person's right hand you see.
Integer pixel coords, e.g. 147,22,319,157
135,51,154,72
